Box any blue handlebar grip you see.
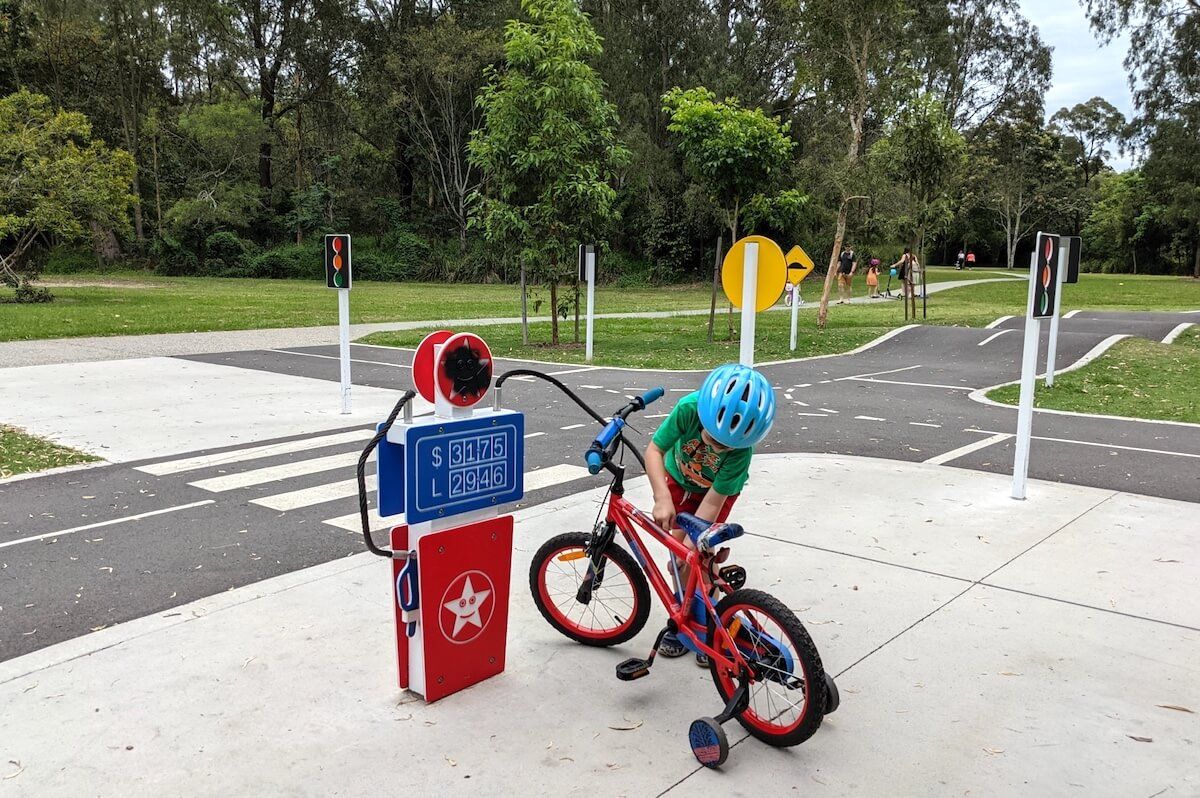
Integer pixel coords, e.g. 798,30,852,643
641,387,665,407
585,450,603,475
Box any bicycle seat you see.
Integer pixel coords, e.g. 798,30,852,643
676,513,745,550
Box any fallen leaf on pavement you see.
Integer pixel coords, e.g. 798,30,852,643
1156,704,1193,714
445,756,457,767
1127,735,1153,743
608,718,643,731
983,748,1004,755
999,672,1022,677
3,761,23,780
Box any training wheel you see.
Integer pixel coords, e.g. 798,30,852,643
824,672,840,715
688,717,729,769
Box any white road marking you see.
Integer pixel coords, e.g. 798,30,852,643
1162,323,1194,344
189,451,360,492
136,429,373,476
1,500,215,550
924,433,1013,465
909,422,941,428
510,375,537,382
645,413,669,419
578,384,604,390
985,315,1014,329
524,432,546,439
669,388,689,392
560,424,587,431
546,367,599,376
795,412,829,418
525,464,591,491
849,377,976,391
605,389,620,394
1063,309,1080,319
322,508,403,533
967,429,1200,460
793,400,810,407
254,476,373,511
977,329,1014,347
819,408,839,414
795,383,812,388
834,364,921,382
854,415,886,422
267,348,411,369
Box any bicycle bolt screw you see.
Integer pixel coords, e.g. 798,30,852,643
438,546,445,554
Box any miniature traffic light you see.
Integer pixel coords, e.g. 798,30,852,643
325,234,352,289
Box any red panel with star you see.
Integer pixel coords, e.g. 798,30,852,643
417,515,513,702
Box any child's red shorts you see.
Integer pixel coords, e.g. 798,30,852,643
666,474,739,524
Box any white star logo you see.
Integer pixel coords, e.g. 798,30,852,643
441,574,493,640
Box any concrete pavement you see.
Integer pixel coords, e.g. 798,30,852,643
2,454,1196,796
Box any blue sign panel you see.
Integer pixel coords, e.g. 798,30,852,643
376,422,406,517
404,412,524,523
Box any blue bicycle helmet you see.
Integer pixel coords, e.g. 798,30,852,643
697,364,776,449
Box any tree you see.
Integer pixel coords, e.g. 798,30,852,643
1083,170,1152,273
972,117,1065,269
662,86,795,341
1140,114,1200,277
0,90,136,301
468,0,626,345
1086,0,1200,124
1050,96,1125,234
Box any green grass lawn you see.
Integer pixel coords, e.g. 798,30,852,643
361,273,1200,370
986,326,1200,424
0,425,98,478
0,272,713,342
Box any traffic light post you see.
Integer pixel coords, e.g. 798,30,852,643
325,234,353,414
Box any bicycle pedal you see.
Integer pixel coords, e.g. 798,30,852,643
719,564,747,590
616,657,652,681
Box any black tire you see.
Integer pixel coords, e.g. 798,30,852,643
529,531,651,647
707,588,826,747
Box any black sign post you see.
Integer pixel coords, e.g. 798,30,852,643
1065,236,1081,284
325,234,352,290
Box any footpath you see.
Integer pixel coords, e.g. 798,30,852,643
0,276,1017,368
2,453,1195,797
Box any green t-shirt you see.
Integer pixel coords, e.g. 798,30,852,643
651,392,753,496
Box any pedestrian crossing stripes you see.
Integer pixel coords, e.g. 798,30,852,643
145,428,596,533
136,428,374,476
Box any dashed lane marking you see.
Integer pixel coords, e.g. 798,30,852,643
560,424,587,431
967,429,1200,460
579,384,604,390
796,412,829,418
849,377,976,391
978,329,1014,347
834,365,921,382
909,422,941,428
266,348,411,369
524,432,546,439
819,408,839,414
546,367,599,376
854,415,886,422
2,500,216,550
136,429,373,476
924,433,1013,465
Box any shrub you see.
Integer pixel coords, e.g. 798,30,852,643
203,231,258,277
249,243,321,279
352,251,406,282
152,235,199,276
42,246,100,274
379,227,432,278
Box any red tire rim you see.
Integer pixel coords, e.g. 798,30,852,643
712,602,812,735
537,545,641,641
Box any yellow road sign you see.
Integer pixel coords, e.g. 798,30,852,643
721,235,786,312
785,244,815,282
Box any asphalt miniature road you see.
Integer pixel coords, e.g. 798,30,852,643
2,310,1196,661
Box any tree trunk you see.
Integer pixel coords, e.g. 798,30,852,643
1194,244,1199,279
726,210,738,341
130,171,145,242
817,196,866,328
550,280,559,345
707,234,722,343
520,263,529,345
152,133,163,237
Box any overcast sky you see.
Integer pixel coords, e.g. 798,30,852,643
1019,0,1135,168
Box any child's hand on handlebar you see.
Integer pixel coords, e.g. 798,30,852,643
652,496,676,531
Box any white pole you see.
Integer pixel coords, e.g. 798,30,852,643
585,249,596,362
789,279,799,351
338,288,351,414
1044,242,1069,387
1011,251,1039,499
739,243,759,366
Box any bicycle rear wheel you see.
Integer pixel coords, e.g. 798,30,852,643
707,588,826,747
530,531,651,646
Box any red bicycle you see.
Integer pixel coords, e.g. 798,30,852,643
504,374,839,768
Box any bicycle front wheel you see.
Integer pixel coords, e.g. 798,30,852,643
530,531,651,646
707,588,826,747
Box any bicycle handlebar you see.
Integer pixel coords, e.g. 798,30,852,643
584,387,664,473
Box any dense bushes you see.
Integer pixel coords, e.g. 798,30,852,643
42,246,99,274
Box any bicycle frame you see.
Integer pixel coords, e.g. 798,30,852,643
600,491,753,679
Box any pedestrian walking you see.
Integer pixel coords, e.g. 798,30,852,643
890,248,919,301
836,246,857,304
965,250,976,269
955,249,965,270
866,258,881,298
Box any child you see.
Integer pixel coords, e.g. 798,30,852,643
866,258,881,297
644,363,777,664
